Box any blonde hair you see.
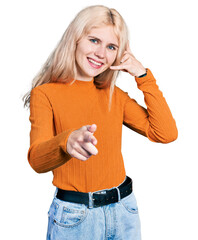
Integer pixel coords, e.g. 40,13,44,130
22,5,129,111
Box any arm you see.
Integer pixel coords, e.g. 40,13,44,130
110,43,178,143
123,68,178,143
28,87,76,173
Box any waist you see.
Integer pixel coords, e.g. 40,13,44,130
56,175,133,208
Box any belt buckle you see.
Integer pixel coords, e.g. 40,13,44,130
89,188,121,208
88,189,108,208
88,192,96,209
95,190,107,195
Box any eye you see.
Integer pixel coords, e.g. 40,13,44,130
108,45,116,51
90,39,98,44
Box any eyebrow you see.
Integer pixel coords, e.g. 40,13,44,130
88,35,119,48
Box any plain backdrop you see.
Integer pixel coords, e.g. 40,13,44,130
1,0,197,239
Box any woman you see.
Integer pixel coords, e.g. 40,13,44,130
23,5,178,240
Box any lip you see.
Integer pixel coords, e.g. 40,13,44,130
87,57,104,69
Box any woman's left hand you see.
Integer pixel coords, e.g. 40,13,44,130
110,43,147,77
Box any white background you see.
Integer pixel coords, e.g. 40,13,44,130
1,0,197,239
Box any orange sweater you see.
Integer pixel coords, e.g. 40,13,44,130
27,68,178,192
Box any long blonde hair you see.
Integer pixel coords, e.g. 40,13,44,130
22,5,129,111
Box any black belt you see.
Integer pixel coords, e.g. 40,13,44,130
56,176,133,208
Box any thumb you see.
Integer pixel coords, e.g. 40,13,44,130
87,124,97,133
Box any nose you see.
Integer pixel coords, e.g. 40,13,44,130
94,45,106,59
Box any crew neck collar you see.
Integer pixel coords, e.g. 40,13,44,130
74,78,95,89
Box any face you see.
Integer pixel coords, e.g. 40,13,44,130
75,25,119,81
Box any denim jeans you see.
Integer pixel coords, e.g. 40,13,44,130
47,184,141,240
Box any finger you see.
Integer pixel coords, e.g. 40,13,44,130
86,124,97,133
120,54,130,63
81,142,98,155
110,63,133,73
126,42,136,58
71,149,89,161
83,131,97,145
110,65,123,70
126,41,133,54
110,63,127,71
126,41,131,52
83,131,93,142
71,140,93,158
89,135,97,145
77,144,92,158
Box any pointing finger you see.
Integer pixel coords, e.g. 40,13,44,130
83,132,92,142
83,131,97,145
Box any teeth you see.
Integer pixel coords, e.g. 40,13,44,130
88,58,102,66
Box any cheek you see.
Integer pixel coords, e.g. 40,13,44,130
107,53,117,65
76,46,84,59
76,42,87,57
76,45,93,61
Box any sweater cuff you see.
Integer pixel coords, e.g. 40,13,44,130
136,69,147,78
59,128,77,154
135,68,155,86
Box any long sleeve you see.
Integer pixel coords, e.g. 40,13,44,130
123,68,178,143
27,87,76,173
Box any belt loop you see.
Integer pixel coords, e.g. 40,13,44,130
115,187,121,202
88,192,94,209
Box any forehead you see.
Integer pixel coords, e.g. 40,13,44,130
87,25,118,45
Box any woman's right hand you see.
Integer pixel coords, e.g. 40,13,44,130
66,124,98,161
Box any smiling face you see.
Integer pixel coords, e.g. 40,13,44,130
75,25,119,81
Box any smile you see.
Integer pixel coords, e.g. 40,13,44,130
87,57,104,69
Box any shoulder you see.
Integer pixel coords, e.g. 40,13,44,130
113,85,137,106
114,85,129,99
31,82,71,97
30,83,72,107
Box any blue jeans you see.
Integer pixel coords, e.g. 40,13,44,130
47,184,141,239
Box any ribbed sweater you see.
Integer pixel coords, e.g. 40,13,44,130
27,68,178,192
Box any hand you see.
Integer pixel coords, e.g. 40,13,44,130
110,42,146,77
66,124,98,161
